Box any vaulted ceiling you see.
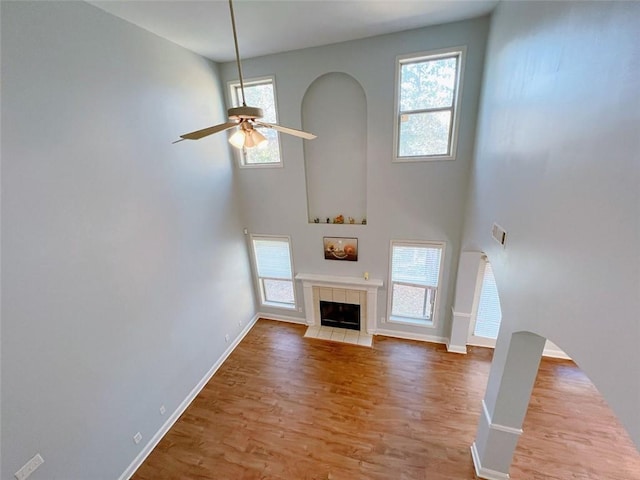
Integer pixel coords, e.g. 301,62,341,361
89,0,498,62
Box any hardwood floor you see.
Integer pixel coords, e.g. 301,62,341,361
132,319,640,479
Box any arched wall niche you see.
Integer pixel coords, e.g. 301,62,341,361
302,72,367,224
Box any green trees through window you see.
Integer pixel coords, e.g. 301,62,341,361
395,48,464,160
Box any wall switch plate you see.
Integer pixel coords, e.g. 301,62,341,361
243,228,248,235
15,453,44,480
133,432,142,444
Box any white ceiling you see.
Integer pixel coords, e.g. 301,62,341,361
89,0,498,63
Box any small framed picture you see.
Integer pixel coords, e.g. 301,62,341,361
323,237,358,261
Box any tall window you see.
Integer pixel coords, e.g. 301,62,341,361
251,235,295,309
394,47,465,161
471,261,502,340
229,76,282,167
388,241,445,325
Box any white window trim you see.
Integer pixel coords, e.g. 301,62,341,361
227,75,283,169
386,239,446,327
249,233,297,310
392,46,466,163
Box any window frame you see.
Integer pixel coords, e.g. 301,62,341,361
392,46,466,163
386,239,446,327
249,234,297,310
227,75,283,169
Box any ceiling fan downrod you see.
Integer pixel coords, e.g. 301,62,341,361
228,0,246,107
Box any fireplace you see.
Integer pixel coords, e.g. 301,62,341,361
296,273,383,335
320,301,360,330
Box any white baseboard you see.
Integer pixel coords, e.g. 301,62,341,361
374,327,448,345
468,339,572,360
256,312,308,325
446,342,468,354
482,399,523,436
118,314,260,480
471,443,510,480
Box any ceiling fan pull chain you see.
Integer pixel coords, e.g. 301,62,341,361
229,0,246,107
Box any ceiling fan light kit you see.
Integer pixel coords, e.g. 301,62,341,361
174,0,316,149
229,123,267,149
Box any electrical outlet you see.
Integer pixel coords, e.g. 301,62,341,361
133,432,142,444
238,320,242,328
15,453,44,480
159,405,166,415
225,334,230,343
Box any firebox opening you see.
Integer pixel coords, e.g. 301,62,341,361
320,301,360,331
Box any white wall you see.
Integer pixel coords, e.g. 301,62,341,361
221,17,490,339
462,1,640,446
1,2,255,478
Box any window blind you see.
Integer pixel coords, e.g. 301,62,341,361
391,244,442,287
253,238,292,280
474,262,502,339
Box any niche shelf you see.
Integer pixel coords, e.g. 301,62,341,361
302,72,367,224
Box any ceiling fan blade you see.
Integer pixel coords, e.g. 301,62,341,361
255,121,317,140
174,121,238,143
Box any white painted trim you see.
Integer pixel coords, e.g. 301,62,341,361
446,342,467,354
374,327,447,345
392,46,467,162
471,443,510,480
118,315,260,480
296,273,382,334
482,399,523,436
295,273,383,288
250,234,298,310
542,346,571,360
256,312,307,325
386,239,446,330
451,310,472,318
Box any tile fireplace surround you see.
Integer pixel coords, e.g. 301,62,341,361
295,273,383,335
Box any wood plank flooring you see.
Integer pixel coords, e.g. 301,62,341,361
132,319,640,479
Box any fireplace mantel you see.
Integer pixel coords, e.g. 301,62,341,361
295,273,383,334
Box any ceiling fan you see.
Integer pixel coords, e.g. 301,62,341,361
174,0,316,148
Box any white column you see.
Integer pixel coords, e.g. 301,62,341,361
448,251,483,353
365,287,377,335
449,309,472,353
301,281,315,325
471,331,546,479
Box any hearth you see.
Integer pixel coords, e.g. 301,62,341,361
320,300,360,331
